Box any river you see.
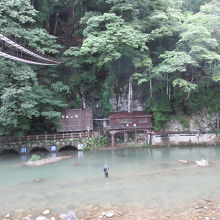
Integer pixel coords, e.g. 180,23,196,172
1,146,220,218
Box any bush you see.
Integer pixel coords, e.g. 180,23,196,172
30,154,41,161
76,135,109,150
150,98,172,130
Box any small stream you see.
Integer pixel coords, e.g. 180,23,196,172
1,146,220,216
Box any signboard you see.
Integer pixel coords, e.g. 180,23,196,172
77,143,84,150
50,145,57,152
20,146,27,153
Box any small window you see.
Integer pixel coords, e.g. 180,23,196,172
70,116,74,118
139,118,147,123
66,115,69,119
75,115,79,118
62,115,65,119
120,119,133,123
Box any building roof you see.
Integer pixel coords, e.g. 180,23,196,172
109,111,152,119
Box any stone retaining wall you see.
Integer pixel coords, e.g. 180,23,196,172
150,133,220,146
0,138,80,154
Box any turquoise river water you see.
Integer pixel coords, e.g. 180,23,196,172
1,146,220,216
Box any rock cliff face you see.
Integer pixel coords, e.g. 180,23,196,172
166,110,217,132
110,82,145,112
166,119,186,131
88,79,147,118
110,95,143,112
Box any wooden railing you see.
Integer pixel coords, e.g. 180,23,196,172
0,131,94,144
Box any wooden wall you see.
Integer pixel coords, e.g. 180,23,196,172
58,108,93,132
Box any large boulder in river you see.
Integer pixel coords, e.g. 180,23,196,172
36,216,48,220
59,211,78,220
195,159,210,167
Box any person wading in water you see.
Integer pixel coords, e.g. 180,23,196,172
103,164,109,178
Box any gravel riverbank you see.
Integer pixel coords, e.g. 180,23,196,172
2,200,220,220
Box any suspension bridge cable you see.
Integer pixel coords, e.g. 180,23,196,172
0,51,59,65
0,33,61,65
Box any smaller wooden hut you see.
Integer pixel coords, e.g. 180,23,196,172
109,111,152,130
57,108,93,132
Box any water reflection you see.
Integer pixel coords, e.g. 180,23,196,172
77,151,84,159
50,152,57,158
0,146,220,215
161,147,171,158
20,154,27,161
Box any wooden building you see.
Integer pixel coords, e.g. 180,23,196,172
57,109,93,132
109,111,152,130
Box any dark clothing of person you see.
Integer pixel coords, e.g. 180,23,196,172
104,167,109,178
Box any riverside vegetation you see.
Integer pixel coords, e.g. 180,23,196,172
1,0,220,136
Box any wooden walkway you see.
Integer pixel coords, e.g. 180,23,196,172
0,131,94,144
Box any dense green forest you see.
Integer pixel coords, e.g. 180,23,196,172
0,0,220,135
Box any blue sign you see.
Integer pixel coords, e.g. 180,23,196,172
50,145,57,152
20,146,27,153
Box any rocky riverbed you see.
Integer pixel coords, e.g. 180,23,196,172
2,200,220,220
25,156,72,166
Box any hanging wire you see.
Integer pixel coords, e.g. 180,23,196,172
0,51,59,65
0,33,62,65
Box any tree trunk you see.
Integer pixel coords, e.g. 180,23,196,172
166,73,169,97
128,77,133,112
168,86,171,100
216,113,220,129
150,78,153,98
82,94,86,109
54,18,58,36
